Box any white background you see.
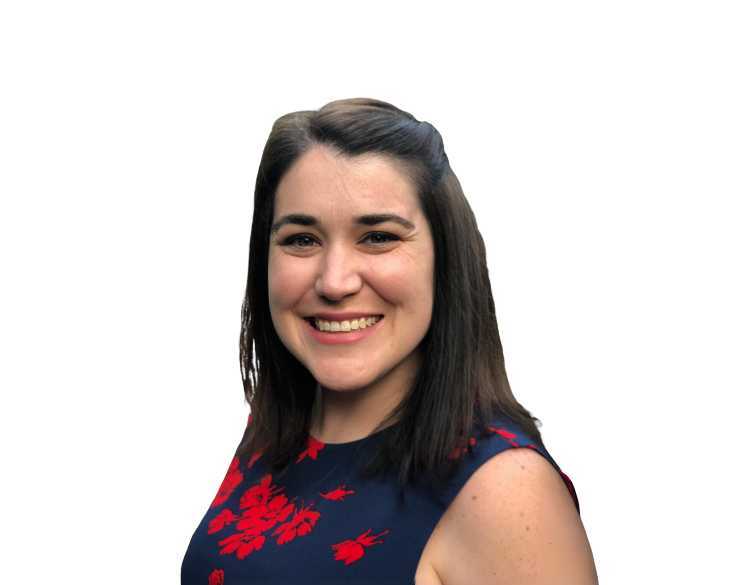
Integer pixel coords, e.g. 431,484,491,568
1,1,733,583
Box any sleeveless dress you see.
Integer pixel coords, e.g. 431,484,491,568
181,413,579,584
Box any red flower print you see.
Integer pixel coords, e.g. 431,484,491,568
236,492,295,535
218,531,266,560
319,484,355,501
332,528,389,566
211,468,325,560
487,425,516,440
247,449,263,469
214,474,289,558
211,457,244,508
209,508,238,535
448,435,478,460
272,504,321,545
208,568,224,585
239,473,280,509
487,425,521,447
296,435,325,463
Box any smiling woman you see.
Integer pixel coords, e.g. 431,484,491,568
180,98,598,584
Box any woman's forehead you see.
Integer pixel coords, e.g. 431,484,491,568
274,147,420,217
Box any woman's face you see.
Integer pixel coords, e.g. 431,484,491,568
268,145,435,394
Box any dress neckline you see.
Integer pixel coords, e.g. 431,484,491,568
308,422,397,448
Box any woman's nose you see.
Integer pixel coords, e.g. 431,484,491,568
314,245,362,301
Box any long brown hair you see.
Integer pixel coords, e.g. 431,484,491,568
236,97,545,492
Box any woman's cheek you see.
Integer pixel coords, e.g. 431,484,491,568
267,257,290,310
370,251,430,303
268,257,309,308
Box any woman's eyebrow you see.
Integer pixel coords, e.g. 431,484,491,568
271,213,415,234
271,213,316,234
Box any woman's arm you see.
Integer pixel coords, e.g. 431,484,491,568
429,447,598,585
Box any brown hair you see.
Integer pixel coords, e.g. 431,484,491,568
236,97,545,493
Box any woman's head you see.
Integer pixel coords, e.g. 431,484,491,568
239,98,542,486
268,145,434,397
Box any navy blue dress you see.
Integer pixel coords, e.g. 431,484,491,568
181,413,579,584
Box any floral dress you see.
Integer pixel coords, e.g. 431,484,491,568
181,414,579,584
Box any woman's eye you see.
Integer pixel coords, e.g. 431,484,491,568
362,232,399,245
282,235,318,248
280,232,398,249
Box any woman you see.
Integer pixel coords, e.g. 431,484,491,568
182,98,598,584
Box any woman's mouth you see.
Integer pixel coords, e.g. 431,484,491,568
305,315,384,333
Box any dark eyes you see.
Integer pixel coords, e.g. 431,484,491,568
280,232,399,249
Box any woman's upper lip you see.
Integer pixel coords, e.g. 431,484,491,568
306,311,384,321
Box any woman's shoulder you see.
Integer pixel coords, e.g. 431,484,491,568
437,412,580,515
428,443,596,584
423,413,593,584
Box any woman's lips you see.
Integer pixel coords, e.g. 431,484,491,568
302,315,385,345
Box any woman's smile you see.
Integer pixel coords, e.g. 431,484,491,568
302,313,385,345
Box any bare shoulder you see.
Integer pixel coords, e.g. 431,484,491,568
430,447,598,585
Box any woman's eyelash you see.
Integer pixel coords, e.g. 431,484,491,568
281,234,318,248
281,232,399,248
362,232,399,245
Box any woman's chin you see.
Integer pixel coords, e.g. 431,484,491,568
313,371,374,393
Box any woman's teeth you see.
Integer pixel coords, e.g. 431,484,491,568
313,316,382,332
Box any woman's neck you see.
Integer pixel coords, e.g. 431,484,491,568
309,353,419,443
